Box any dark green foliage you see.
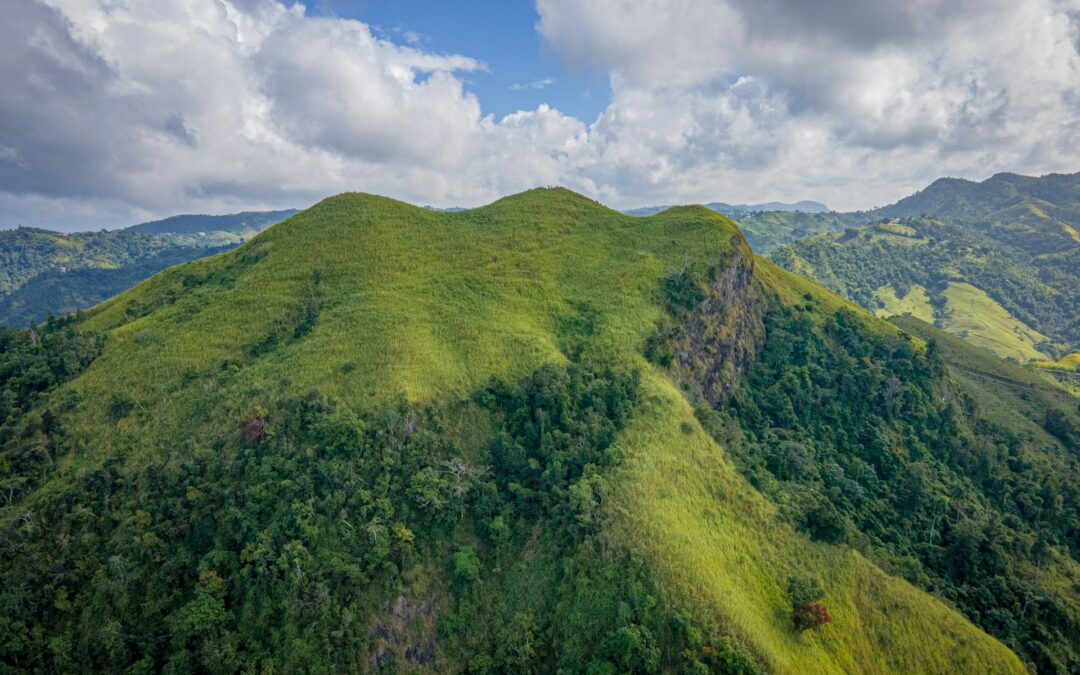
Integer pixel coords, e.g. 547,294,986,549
718,304,1080,671
787,574,825,609
0,357,758,672
0,319,103,425
786,574,832,633
1043,410,1079,450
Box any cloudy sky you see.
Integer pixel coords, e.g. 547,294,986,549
3,0,1079,230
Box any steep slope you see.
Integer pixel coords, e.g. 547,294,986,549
0,190,1046,673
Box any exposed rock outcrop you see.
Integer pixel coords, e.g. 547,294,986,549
672,236,765,405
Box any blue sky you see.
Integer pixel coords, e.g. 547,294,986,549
308,0,609,121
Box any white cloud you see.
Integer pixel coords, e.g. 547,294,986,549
535,0,1080,209
1,0,1079,228
0,0,588,228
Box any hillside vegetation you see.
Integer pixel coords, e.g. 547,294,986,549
627,204,856,255
774,216,1078,360
0,211,295,327
770,172,1080,362
4,190,1076,672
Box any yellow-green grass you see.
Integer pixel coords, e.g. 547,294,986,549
870,281,1051,362
941,282,1049,361
608,370,1024,675
41,189,1025,672
1034,352,1080,372
871,284,935,324
876,222,919,237
1032,352,1080,396
70,190,745,451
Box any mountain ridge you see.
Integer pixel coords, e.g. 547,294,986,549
5,188,1077,672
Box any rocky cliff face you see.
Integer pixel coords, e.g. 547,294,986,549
672,236,765,405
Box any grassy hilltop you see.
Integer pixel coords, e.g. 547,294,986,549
3,189,1076,672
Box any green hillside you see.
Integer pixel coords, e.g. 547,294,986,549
627,205,860,255
0,227,174,295
773,216,1079,359
0,211,295,327
4,190,1076,672
125,210,299,236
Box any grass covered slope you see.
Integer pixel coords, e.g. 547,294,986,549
72,190,743,443
609,373,1021,674
0,190,1035,673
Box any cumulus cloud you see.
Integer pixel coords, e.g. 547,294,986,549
1,0,1079,228
0,0,587,228
535,0,1080,208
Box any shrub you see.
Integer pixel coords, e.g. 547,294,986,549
240,406,268,444
792,602,833,632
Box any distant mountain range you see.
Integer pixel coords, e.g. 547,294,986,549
0,210,297,326
126,209,299,235
624,199,830,217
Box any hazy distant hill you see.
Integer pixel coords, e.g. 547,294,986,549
126,209,298,235
625,200,851,254
880,172,1080,223
0,210,296,325
3,189,1077,672
625,199,830,217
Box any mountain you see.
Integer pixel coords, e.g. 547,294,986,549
625,200,830,218
0,210,296,326
721,210,863,255
880,172,1080,225
0,244,234,327
2,189,1077,673
771,172,1080,361
0,227,174,296
126,209,299,236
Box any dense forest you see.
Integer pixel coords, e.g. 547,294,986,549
0,323,761,672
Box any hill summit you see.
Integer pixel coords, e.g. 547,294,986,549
3,189,1077,672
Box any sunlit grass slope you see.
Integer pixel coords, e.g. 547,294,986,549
869,281,1050,361
941,282,1049,361
56,189,1024,673
73,189,739,447
608,372,1022,674
871,284,935,324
